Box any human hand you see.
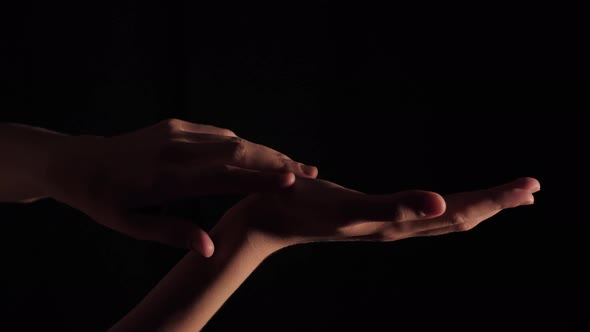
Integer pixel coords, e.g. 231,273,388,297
41,119,318,257
105,176,539,332
221,177,540,252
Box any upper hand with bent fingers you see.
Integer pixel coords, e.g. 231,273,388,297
41,119,318,257
222,177,540,250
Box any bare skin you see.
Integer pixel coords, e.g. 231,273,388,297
0,120,318,256
0,120,541,331
108,176,540,331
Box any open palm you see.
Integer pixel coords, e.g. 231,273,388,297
225,177,540,247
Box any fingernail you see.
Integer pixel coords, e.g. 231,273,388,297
301,164,317,177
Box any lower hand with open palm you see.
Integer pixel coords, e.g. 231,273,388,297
108,174,541,332
222,177,540,252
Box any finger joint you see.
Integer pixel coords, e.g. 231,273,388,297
228,138,247,163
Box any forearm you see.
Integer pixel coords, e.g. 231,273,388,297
108,209,283,332
0,123,69,202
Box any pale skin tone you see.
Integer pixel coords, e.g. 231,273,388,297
107,176,539,331
0,120,540,331
0,120,317,256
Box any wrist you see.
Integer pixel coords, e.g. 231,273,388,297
214,200,292,260
18,131,74,203
39,134,105,202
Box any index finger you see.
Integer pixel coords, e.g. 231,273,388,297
174,119,238,137
227,138,319,178
169,137,319,179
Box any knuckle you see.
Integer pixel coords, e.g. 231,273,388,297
159,118,184,137
160,118,183,129
228,138,247,162
275,158,289,170
270,150,290,168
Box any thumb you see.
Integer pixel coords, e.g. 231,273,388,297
348,190,446,222
121,213,215,257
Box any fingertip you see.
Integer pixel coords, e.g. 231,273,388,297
524,194,535,206
278,172,296,188
513,177,541,192
514,192,535,207
201,238,215,258
418,191,447,217
361,190,446,222
529,178,541,193
192,230,215,258
301,165,319,178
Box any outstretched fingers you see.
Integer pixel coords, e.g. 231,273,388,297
165,137,318,179
405,177,540,238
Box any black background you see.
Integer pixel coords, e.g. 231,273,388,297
1,2,588,331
